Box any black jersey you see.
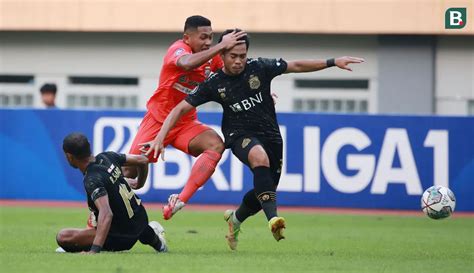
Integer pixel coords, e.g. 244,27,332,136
186,57,288,147
83,152,147,236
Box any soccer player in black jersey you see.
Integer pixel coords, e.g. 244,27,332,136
141,29,364,250
55,133,168,254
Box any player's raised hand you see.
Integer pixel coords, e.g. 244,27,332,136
335,56,365,71
139,139,165,161
220,29,247,50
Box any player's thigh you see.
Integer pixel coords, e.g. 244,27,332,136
56,228,96,245
231,137,270,169
172,121,223,157
128,112,162,162
265,142,283,186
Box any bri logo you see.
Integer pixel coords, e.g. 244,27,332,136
93,117,450,196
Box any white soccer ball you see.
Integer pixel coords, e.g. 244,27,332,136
421,186,456,220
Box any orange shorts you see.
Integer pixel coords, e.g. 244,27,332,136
129,111,212,162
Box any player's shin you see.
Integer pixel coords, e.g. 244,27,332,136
252,166,278,221
235,189,262,223
178,149,222,203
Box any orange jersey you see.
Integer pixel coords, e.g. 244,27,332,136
146,40,223,124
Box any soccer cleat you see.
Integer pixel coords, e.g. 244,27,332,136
55,247,66,253
224,210,241,250
149,221,168,253
268,216,286,241
162,194,186,220
86,211,97,229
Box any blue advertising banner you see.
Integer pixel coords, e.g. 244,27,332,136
1,109,473,211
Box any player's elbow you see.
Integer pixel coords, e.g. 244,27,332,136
180,64,194,71
105,210,114,220
100,208,113,223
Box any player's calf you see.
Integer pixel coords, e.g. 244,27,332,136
177,149,222,204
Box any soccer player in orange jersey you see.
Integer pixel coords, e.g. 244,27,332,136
124,16,246,220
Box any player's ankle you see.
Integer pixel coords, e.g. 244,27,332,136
150,235,162,250
232,212,241,226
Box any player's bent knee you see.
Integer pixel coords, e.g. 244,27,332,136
205,135,225,154
249,158,270,168
206,145,224,159
248,147,270,168
56,232,64,246
56,229,73,246
211,141,225,154
203,130,225,152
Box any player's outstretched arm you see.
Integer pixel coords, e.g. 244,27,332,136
139,100,195,161
89,195,113,254
177,30,247,71
285,56,365,73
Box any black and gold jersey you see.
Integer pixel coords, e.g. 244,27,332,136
83,152,147,236
186,58,288,147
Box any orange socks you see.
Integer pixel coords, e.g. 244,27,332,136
178,150,222,203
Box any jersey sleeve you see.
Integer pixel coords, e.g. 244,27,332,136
211,55,224,71
165,46,192,67
185,81,213,107
84,173,108,202
259,58,288,79
104,151,126,166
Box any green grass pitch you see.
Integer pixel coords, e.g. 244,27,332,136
0,206,473,273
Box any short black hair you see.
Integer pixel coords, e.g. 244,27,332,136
184,15,211,32
63,132,91,160
218,29,249,50
40,83,57,94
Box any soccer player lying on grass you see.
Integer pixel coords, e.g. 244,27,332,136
56,133,167,254
141,29,364,250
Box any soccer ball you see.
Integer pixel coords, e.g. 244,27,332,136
421,186,456,220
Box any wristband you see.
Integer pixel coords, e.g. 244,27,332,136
90,244,102,253
326,58,336,67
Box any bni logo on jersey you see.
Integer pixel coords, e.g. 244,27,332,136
445,8,467,29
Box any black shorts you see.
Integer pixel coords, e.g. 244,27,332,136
231,136,283,186
103,233,140,251
102,209,149,251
